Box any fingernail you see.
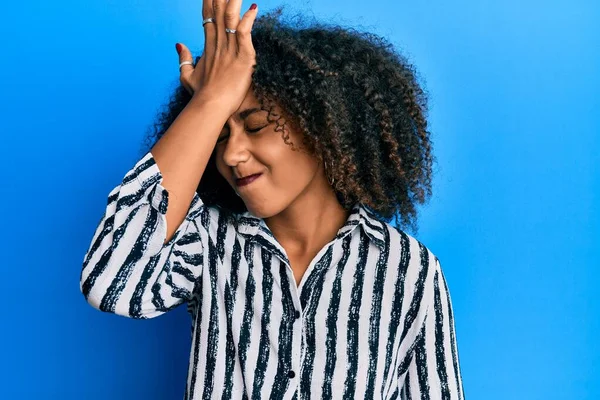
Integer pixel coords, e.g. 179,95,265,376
250,3,257,10
175,43,182,54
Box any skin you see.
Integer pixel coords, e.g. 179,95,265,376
213,85,351,285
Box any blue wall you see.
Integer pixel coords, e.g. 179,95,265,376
1,0,598,398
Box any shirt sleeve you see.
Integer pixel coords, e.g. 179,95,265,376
79,150,210,319
399,256,466,399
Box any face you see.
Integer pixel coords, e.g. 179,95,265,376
213,86,329,218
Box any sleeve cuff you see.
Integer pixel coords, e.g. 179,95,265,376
134,150,206,220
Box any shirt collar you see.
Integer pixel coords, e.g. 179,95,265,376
235,202,387,253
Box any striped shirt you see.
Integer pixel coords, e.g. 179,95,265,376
80,150,465,400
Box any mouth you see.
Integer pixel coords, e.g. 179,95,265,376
235,173,263,187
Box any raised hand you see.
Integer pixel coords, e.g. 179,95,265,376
176,0,258,116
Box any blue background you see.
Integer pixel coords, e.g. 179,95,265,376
1,0,597,398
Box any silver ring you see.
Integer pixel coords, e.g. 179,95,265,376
225,28,237,34
202,17,215,26
179,60,193,70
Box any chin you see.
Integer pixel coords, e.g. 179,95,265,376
243,199,283,219
245,205,270,219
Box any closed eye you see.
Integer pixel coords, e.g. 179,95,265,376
216,125,267,144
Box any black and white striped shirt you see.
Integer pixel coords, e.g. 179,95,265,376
80,150,465,400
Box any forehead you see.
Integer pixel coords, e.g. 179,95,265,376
226,91,263,122
240,85,260,106
233,86,260,113
233,86,284,120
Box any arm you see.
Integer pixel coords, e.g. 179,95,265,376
399,257,465,399
79,96,231,319
80,0,260,318
80,150,209,319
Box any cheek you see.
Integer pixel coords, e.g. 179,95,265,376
270,150,318,187
213,151,229,179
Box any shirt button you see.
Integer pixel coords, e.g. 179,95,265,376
294,310,301,319
288,370,296,379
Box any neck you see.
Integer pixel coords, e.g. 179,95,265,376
264,190,350,257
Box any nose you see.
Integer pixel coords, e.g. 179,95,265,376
221,126,252,169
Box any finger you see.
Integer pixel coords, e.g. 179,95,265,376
176,42,195,72
212,0,227,52
236,3,258,57
224,0,242,51
202,0,216,68
176,42,194,93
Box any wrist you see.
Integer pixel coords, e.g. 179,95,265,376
189,92,235,117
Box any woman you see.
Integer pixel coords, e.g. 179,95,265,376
80,1,465,399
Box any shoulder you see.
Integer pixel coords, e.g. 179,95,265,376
359,206,440,267
378,221,442,298
381,223,447,337
376,218,440,266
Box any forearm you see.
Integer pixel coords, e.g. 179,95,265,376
150,95,231,243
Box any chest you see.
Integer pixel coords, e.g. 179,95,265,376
287,255,315,288
190,242,408,399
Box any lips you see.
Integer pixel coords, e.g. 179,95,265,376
235,173,262,187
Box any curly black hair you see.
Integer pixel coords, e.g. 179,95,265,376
141,5,436,236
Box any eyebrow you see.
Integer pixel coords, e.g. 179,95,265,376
221,107,263,132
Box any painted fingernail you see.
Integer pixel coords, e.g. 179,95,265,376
250,3,257,10
175,43,182,54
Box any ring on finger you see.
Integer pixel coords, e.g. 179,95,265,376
202,17,215,26
179,60,193,70
225,28,237,34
